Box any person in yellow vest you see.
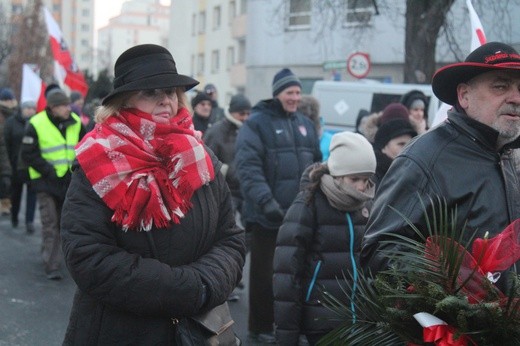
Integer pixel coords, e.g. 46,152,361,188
21,89,86,280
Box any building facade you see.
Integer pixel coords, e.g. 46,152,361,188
169,0,247,107
169,0,520,106
97,0,170,75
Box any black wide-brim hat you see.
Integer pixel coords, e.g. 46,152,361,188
432,42,520,106
102,44,199,105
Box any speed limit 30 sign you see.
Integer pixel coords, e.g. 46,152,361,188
347,52,371,79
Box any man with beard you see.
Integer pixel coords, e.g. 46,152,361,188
361,42,520,288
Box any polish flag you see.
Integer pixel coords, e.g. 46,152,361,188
431,0,487,127
467,0,486,51
21,64,47,112
43,7,88,97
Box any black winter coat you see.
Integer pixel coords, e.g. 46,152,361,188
273,182,370,345
235,99,322,229
4,111,29,179
361,110,520,277
203,118,241,202
60,155,246,345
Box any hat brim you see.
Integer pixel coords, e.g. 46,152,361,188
432,62,520,105
102,73,199,105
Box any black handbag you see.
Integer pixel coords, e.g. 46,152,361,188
145,233,240,345
173,301,240,346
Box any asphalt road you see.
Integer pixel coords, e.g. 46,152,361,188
0,206,267,345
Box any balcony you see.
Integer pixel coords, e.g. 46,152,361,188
231,14,247,39
230,63,246,88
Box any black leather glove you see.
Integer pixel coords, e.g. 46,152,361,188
262,199,285,223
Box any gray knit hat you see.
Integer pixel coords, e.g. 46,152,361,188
228,94,251,113
272,68,301,96
328,132,376,176
46,90,70,107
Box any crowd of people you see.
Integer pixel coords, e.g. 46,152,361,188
1,41,519,345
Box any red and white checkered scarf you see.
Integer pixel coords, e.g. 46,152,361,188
75,107,215,232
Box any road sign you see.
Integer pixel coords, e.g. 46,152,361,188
323,60,347,71
347,52,371,79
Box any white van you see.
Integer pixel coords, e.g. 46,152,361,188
311,80,441,132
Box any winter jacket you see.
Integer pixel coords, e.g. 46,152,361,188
372,149,393,188
61,153,246,345
203,117,241,203
273,170,370,345
361,110,520,276
0,113,12,187
4,110,30,181
235,98,322,230
20,109,85,201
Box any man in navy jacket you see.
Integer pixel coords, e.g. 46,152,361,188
235,68,322,343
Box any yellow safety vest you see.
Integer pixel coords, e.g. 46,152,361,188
28,111,81,180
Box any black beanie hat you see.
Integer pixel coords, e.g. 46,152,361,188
228,94,251,113
191,92,212,108
374,119,417,150
272,68,301,96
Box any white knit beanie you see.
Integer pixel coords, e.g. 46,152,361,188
328,132,376,176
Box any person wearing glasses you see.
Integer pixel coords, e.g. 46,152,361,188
60,44,245,345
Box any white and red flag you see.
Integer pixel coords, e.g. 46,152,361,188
21,64,47,112
43,7,88,97
467,0,486,51
431,0,487,127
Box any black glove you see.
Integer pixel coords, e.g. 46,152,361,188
262,199,285,223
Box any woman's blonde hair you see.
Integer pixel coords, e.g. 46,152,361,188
94,88,190,123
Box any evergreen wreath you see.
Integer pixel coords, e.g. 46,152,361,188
317,197,520,346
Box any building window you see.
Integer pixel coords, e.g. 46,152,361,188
237,39,245,64
226,46,235,70
82,9,90,16
198,11,206,34
81,24,89,31
211,50,220,73
344,0,373,27
191,13,197,36
213,6,221,30
197,53,205,75
286,0,311,30
228,0,236,23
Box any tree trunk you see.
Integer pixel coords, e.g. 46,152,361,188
404,0,456,83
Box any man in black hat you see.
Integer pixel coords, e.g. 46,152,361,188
204,94,251,215
361,42,520,283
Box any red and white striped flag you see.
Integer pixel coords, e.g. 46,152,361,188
21,64,47,112
43,7,88,97
467,0,486,51
431,0,487,127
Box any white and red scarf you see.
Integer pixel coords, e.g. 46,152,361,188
75,107,215,232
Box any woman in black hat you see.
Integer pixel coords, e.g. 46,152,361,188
60,44,245,345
